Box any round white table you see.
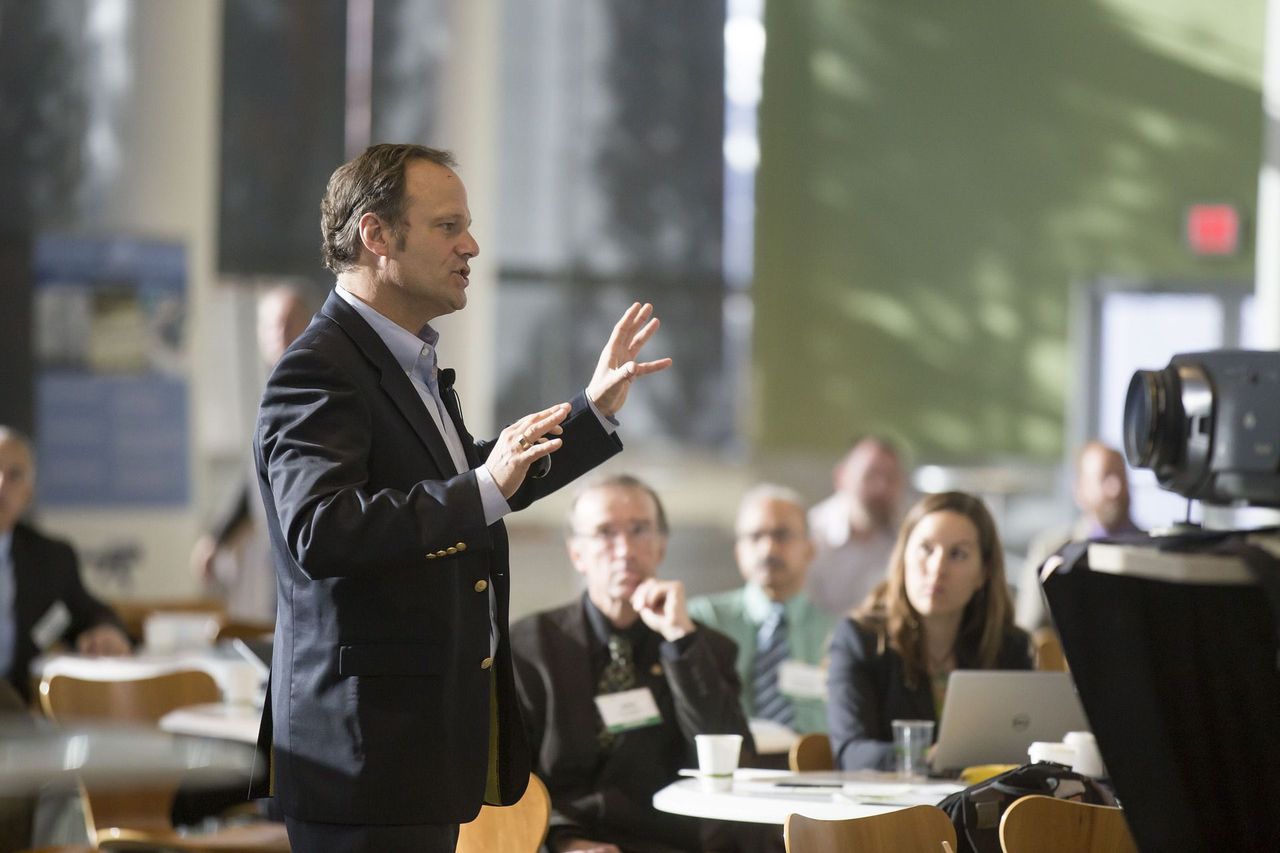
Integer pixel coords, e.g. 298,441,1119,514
652,769,964,825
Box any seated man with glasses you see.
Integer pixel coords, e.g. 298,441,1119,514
690,485,836,739
511,474,754,853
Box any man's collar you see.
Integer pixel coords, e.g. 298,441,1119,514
582,593,646,647
743,582,801,624
334,285,439,375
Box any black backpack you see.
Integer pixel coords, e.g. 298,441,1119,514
936,762,1118,853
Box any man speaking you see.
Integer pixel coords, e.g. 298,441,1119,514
254,143,670,852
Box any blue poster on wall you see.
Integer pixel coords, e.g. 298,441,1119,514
32,234,189,507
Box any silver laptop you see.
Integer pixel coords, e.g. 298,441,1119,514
931,671,1089,770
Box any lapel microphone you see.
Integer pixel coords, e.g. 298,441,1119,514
439,368,550,480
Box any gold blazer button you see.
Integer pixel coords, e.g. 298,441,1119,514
474,579,488,593
480,657,493,670
455,542,468,552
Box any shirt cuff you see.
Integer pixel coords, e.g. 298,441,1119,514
586,394,619,434
475,465,512,526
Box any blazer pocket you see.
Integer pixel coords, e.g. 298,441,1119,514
338,643,444,677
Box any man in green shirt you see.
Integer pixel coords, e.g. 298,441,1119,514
689,485,836,736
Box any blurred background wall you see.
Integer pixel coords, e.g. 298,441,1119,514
0,0,1268,616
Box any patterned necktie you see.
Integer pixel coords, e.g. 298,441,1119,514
752,604,796,728
597,632,637,748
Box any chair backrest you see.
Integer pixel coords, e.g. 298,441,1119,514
999,794,1138,853
37,670,222,843
1032,627,1068,672
38,670,221,725
456,773,551,853
788,732,834,772
785,805,958,853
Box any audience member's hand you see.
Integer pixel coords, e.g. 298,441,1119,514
189,533,218,582
556,839,622,853
585,303,672,419
76,624,131,657
484,403,570,499
630,578,694,643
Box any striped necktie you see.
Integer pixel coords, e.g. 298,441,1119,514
753,603,796,727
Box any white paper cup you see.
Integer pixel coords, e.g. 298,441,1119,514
891,719,934,779
694,734,742,791
1064,731,1105,777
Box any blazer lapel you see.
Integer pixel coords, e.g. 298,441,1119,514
320,291,458,477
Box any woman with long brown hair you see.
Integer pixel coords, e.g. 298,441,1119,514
827,491,1031,770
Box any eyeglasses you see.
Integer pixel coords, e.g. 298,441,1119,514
572,522,662,547
736,528,803,545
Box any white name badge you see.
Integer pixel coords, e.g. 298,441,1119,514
778,660,828,700
31,600,72,651
595,687,663,733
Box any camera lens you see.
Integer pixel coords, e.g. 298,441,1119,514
1123,367,1181,472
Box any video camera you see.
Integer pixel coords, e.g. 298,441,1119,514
1123,349,1280,507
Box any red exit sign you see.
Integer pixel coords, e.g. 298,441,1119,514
1184,203,1241,256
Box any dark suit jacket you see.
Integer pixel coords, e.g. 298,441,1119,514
827,617,1032,771
254,290,621,826
3,522,124,701
511,596,753,853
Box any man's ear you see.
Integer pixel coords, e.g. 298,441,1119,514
567,538,588,576
357,212,393,259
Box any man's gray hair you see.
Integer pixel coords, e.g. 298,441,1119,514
736,483,809,533
566,473,670,536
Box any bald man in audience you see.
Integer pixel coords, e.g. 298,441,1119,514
0,427,129,701
806,437,907,616
690,485,835,736
1016,440,1142,632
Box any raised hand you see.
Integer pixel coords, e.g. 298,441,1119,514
629,578,694,643
586,303,673,419
485,403,570,498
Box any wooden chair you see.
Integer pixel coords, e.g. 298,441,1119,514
788,732,834,772
39,670,222,725
999,794,1138,853
785,806,958,853
37,670,289,853
456,773,551,853
1032,627,1068,672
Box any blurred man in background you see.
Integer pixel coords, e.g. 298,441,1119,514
1016,440,1141,632
805,437,906,616
0,426,129,701
690,484,834,737
190,284,311,623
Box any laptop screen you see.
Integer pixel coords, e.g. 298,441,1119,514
931,670,1089,770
